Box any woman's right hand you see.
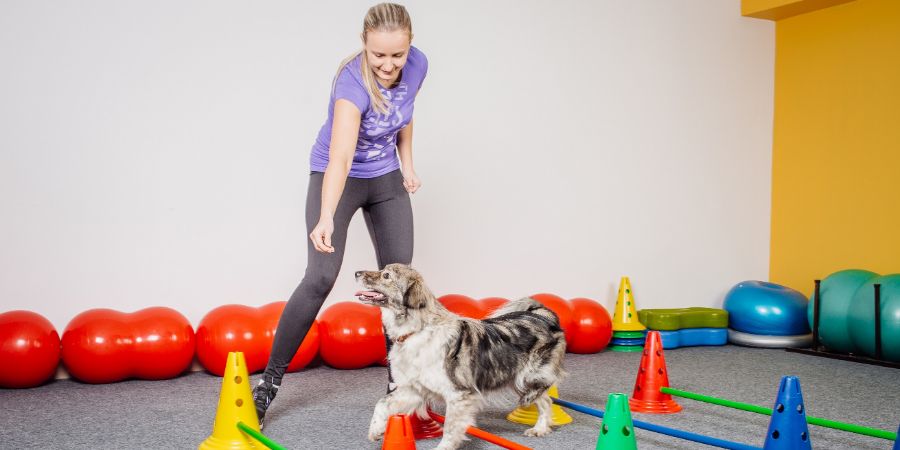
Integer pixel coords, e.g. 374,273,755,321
309,217,336,253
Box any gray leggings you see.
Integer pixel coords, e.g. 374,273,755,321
263,169,413,384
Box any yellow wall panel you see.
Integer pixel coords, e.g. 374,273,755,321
770,0,900,294
743,0,857,21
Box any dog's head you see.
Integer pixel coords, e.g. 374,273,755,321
355,263,431,312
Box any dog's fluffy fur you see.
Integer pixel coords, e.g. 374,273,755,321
355,264,567,450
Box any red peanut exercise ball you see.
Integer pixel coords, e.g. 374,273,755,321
479,297,510,318
196,304,271,376
531,293,575,344
0,310,61,388
567,297,613,354
61,309,134,383
128,307,195,380
61,307,195,383
438,294,485,319
318,302,385,369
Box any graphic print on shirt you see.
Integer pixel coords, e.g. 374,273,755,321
357,83,409,162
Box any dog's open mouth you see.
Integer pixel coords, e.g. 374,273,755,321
356,290,386,305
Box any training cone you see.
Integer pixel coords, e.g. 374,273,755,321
383,414,417,450
507,385,573,426
596,393,637,450
612,277,646,331
763,376,812,450
892,423,899,450
628,331,681,414
199,352,261,449
409,409,443,439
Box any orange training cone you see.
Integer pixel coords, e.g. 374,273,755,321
199,352,261,449
383,414,417,450
612,277,646,331
628,331,681,414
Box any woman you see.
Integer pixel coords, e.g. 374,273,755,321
253,3,427,429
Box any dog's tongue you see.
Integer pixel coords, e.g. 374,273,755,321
355,290,381,299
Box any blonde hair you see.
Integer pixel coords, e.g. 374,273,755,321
334,3,412,115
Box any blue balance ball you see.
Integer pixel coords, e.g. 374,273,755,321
723,281,811,336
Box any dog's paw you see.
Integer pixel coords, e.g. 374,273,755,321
367,421,386,442
367,429,384,442
523,426,552,437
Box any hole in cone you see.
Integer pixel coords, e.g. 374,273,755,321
776,404,784,413
234,376,242,384
622,426,630,436
602,424,608,435
801,432,808,441
796,405,803,414
772,430,780,439
235,399,243,407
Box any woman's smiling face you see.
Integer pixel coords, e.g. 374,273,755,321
364,29,410,87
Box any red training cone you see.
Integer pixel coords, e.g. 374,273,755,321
628,330,682,414
409,409,443,439
383,414,417,450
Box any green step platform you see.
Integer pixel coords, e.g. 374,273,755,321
637,307,728,330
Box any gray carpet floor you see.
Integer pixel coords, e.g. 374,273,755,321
2,345,898,449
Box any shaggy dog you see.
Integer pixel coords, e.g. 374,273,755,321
355,264,566,450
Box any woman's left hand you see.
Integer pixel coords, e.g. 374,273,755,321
402,169,421,194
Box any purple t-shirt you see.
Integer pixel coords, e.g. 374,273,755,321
310,46,428,178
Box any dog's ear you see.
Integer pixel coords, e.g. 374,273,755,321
403,273,429,310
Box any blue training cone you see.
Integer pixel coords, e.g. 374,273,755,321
763,376,811,450
893,423,899,450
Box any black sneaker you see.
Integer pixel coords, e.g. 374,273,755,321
252,378,279,430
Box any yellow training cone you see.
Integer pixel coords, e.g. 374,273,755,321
506,385,573,426
612,277,646,331
199,352,260,449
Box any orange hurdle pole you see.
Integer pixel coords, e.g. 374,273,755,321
427,411,532,450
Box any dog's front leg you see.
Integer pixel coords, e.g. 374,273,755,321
368,395,391,442
367,386,424,442
524,392,553,437
435,393,479,450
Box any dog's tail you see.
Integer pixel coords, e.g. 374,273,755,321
488,297,561,325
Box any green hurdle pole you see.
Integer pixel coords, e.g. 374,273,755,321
661,387,897,441
236,421,288,450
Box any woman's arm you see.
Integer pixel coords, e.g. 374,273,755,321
397,118,421,193
310,99,361,253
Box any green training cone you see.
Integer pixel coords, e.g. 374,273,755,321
596,393,637,450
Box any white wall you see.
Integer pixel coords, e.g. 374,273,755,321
0,0,774,333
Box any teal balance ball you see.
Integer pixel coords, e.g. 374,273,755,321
807,269,879,353
848,274,900,362
723,281,811,336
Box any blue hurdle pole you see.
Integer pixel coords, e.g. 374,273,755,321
553,397,762,450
